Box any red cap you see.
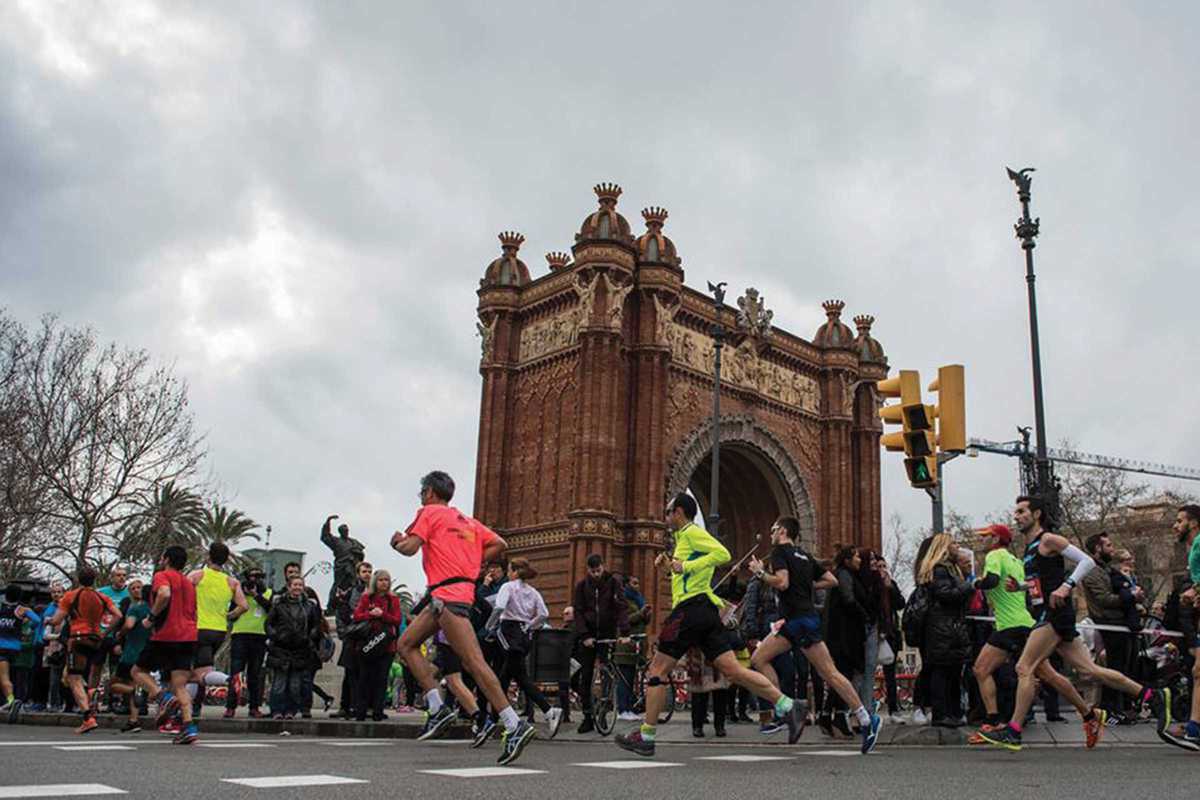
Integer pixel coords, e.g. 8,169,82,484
977,524,1013,546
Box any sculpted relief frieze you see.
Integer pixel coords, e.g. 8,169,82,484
518,311,578,363
662,321,818,413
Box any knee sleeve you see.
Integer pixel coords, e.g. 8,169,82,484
645,676,664,687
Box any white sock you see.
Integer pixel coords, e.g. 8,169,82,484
426,689,443,714
499,706,520,732
853,706,871,726
203,671,228,687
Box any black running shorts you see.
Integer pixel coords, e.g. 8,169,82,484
986,626,1031,655
1034,606,1078,642
434,642,463,676
193,629,226,669
656,596,732,662
154,641,196,675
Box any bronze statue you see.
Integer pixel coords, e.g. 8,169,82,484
321,514,365,610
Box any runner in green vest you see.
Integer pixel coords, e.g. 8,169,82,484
187,543,247,717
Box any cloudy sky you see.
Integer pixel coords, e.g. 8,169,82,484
4,2,1198,596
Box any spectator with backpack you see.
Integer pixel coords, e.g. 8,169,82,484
0,583,40,715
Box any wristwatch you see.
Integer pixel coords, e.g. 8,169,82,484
1064,577,1077,588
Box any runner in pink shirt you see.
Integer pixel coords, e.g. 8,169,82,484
392,470,536,765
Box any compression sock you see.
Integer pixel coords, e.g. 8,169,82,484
1083,709,1096,722
640,724,656,741
774,695,794,716
1009,721,1023,734
853,706,871,726
426,689,444,714
499,706,520,732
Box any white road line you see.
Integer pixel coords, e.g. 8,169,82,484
573,760,683,769
197,743,276,749
221,775,368,788
322,741,396,747
695,755,795,762
797,750,860,757
419,767,546,778
53,745,136,752
0,785,126,798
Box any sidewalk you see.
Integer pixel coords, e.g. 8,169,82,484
13,709,1169,746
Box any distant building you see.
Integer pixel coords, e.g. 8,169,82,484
242,547,306,591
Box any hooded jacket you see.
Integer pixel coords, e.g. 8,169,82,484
572,572,630,639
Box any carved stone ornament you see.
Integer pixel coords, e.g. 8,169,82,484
603,273,634,329
665,320,818,411
653,293,679,345
476,314,498,361
518,311,578,363
572,272,598,332
736,287,774,340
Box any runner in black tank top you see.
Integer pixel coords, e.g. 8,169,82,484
979,496,1171,752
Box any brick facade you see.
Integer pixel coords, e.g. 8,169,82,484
472,184,888,627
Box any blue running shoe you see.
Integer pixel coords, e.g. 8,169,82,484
861,712,883,755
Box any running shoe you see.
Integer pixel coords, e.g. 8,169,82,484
967,723,1005,745
471,716,498,749
0,698,13,714
6,700,20,724
546,707,563,740
416,704,457,742
861,712,883,755
1083,708,1106,749
155,696,180,728
159,719,182,735
978,724,1022,752
1180,724,1200,753
614,729,655,758
759,720,786,736
222,708,235,719
786,702,807,744
497,720,536,765
1148,687,1175,747
76,715,99,735
120,720,143,733
617,711,641,722
172,723,198,745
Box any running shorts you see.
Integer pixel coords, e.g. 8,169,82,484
193,629,226,669
430,598,472,619
656,596,732,662
434,642,463,676
114,661,135,682
67,638,102,676
154,641,196,675
1034,607,1078,642
986,625,1031,655
778,613,823,648
135,642,158,673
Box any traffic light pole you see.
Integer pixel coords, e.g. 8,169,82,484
927,451,961,533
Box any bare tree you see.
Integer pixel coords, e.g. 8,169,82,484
882,512,921,595
5,315,207,578
1055,438,1150,547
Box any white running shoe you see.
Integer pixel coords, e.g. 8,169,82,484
890,713,908,725
912,708,929,725
546,707,563,739
618,711,641,722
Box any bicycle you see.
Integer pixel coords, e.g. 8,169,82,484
591,635,676,735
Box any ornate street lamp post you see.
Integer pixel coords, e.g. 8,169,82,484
707,281,727,537
1007,167,1058,515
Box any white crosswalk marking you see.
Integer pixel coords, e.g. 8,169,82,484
221,775,368,788
322,741,395,747
797,750,859,756
197,743,276,749
574,760,683,769
695,755,794,762
420,767,546,778
53,745,136,752
0,785,125,798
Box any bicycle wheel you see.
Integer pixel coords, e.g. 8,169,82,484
594,668,616,736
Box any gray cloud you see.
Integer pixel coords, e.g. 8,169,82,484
3,1,1198,593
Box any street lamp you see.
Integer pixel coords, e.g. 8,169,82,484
707,280,728,538
1006,167,1058,514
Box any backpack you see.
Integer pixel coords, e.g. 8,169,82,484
901,584,931,649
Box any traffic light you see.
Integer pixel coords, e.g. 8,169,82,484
876,370,939,488
928,364,966,453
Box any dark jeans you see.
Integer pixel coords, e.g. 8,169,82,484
355,655,390,720
500,647,550,714
340,651,359,714
577,643,610,715
227,634,267,710
914,648,932,709
882,661,899,715
929,662,963,722
1099,629,1135,714
614,662,636,714
270,665,306,716
691,688,729,730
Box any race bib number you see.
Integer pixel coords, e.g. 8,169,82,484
254,607,264,618
1028,577,1044,606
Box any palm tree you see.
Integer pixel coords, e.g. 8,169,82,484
392,584,416,617
117,480,205,567
191,503,261,569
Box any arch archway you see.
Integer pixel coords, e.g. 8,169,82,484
665,415,817,559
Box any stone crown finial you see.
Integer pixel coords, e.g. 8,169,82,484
594,182,622,205
498,231,525,252
853,314,874,332
822,299,846,318
546,251,571,270
642,206,668,228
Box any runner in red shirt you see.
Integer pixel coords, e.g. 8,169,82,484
146,545,200,744
392,470,536,765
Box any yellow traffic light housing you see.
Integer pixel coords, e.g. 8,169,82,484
877,369,939,488
906,455,938,488
928,364,966,453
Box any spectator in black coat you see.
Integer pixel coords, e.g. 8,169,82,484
266,576,322,719
917,534,973,727
822,546,869,736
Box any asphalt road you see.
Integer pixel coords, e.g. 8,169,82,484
0,723,1195,800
